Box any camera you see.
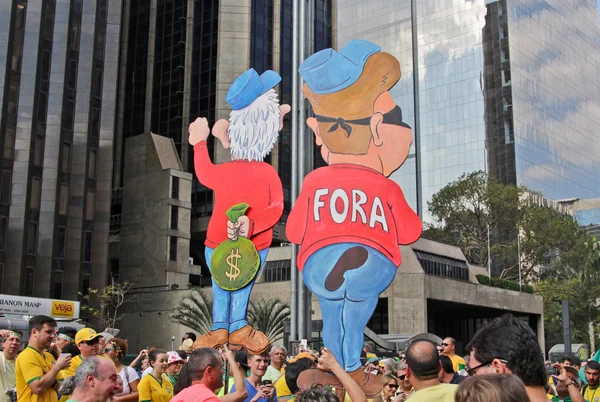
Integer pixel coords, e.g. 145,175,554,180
6,388,16,402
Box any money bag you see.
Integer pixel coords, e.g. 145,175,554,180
211,203,261,291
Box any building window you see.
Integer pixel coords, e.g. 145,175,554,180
86,190,95,221
171,176,179,199
367,298,389,334
263,260,291,282
24,267,35,296
83,231,93,262
88,149,97,179
82,273,91,297
502,69,511,86
53,271,63,299
27,222,38,255
169,236,177,261
1,170,12,204
34,136,44,166
61,142,72,173
59,184,69,215
414,250,469,281
171,205,178,230
30,177,42,210
56,226,66,259
0,218,6,251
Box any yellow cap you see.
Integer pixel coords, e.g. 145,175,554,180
75,328,102,345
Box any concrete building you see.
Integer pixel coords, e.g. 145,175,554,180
119,238,544,355
111,0,333,296
0,0,122,298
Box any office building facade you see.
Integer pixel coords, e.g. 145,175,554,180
112,0,333,284
0,0,121,298
335,0,600,228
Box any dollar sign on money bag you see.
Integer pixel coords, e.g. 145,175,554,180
211,203,261,291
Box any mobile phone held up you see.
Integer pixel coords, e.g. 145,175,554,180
261,380,273,386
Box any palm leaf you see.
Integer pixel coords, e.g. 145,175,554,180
170,288,213,334
248,298,290,344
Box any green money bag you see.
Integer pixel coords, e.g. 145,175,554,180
211,203,261,291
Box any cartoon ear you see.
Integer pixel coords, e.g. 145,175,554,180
279,104,291,131
212,119,230,149
306,117,323,146
370,113,384,147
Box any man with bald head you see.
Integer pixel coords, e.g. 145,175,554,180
440,337,465,372
405,340,457,401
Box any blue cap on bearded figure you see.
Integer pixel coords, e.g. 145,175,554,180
299,39,381,95
226,68,282,110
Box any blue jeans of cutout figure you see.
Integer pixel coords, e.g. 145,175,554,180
302,243,397,372
205,246,269,333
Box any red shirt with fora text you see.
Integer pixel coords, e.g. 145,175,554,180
286,164,422,270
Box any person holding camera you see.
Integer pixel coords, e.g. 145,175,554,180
231,352,277,402
16,315,72,402
0,330,21,402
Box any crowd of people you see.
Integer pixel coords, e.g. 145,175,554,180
1,314,599,402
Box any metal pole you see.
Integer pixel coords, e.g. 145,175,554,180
304,0,315,343
517,231,522,290
290,0,299,343
297,0,307,341
562,300,572,357
487,224,491,277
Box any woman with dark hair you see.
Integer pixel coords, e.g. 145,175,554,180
137,349,173,402
218,350,250,396
104,338,139,402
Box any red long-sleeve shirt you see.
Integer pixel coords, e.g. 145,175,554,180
193,142,284,251
286,164,422,270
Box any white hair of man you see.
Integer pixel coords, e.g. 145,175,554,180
58,356,103,395
271,345,287,354
228,89,280,162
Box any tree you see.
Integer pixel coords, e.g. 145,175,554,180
425,171,523,267
247,298,290,344
425,171,598,282
170,288,213,334
79,282,134,333
170,289,291,344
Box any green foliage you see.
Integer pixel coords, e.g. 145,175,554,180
247,298,290,343
426,171,523,268
170,288,214,334
170,289,291,344
537,276,600,352
78,282,133,332
475,274,534,293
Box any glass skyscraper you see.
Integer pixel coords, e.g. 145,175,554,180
336,0,600,226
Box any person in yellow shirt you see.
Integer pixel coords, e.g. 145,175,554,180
61,328,103,379
137,349,173,402
15,315,72,402
440,338,465,372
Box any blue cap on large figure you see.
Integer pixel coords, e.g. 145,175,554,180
299,39,381,95
226,69,282,110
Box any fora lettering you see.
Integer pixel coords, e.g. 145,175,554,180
313,188,389,232
53,303,73,313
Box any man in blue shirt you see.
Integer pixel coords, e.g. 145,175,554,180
231,352,277,402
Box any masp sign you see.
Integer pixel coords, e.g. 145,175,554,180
0,294,80,319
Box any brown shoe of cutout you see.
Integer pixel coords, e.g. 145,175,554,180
228,325,270,354
297,368,343,390
193,329,228,350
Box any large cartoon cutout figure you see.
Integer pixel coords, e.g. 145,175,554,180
189,69,288,354
287,40,422,395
